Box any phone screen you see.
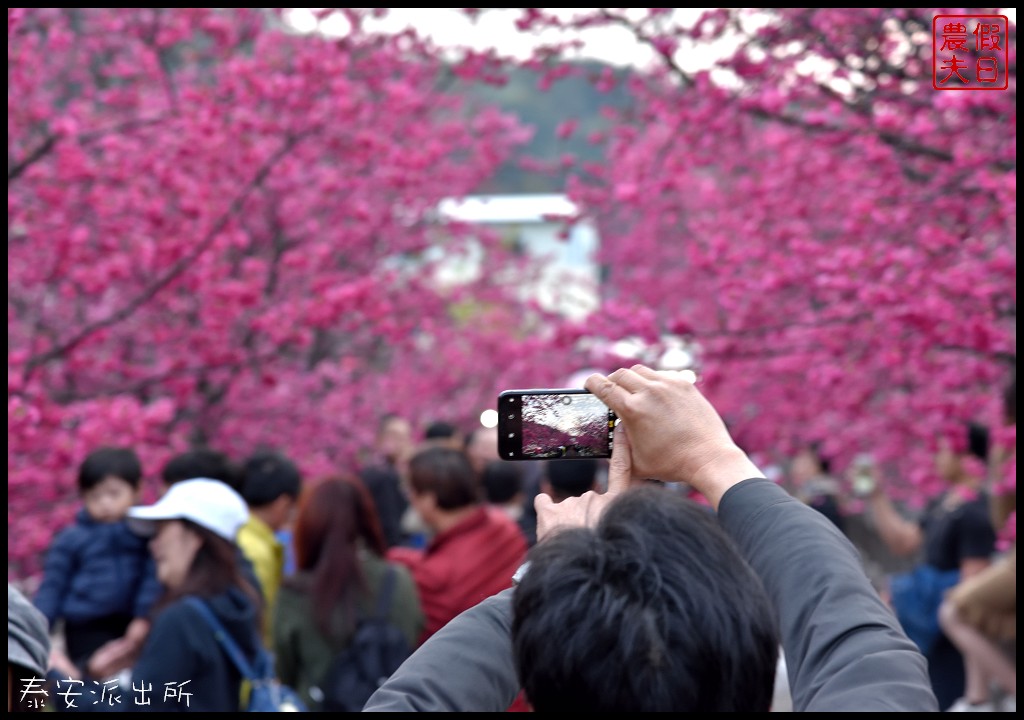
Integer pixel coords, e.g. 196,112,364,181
498,389,615,460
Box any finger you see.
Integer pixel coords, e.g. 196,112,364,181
585,373,632,414
534,491,554,514
630,364,662,380
607,367,649,393
606,423,632,495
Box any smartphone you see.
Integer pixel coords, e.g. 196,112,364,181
497,389,616,460
850,453,877,498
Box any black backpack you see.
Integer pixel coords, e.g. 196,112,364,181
312,566,412,712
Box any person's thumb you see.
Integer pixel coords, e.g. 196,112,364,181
534,491,554,514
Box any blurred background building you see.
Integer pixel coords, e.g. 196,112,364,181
436,193,601,322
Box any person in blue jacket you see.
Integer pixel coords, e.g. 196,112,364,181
34,447,161,686
124,478,261,712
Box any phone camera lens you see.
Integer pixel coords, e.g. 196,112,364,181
561,396,572,405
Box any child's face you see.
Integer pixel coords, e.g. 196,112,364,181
82,475,138,523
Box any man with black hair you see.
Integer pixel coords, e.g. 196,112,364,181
365,366,937,712
867,420,997,709
789,441,845,532
361,413,415,548
388,447,527,645
422,420,464,451
237,449,303,643
160,447,242,493
482,460,534,546
542,458,600,503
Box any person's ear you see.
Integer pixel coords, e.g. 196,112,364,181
414,489,440,516
272,495,294,528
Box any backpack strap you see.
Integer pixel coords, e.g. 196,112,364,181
185,596,257,681
372,566,398,622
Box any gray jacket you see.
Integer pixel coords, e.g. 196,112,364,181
364,478,938,712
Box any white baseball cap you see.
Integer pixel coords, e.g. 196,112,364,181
127,478,249,542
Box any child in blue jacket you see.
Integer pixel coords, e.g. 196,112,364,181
33,447,161,686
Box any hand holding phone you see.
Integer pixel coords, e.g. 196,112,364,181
534,420,633,542
497,389,616,460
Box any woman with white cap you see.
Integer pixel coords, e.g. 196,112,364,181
125,478,260,712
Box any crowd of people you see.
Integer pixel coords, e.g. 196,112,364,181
7,364,1016,713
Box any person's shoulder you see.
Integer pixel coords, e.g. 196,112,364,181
238,522,276,558
155,597,201,625
109,518,149,548
360,554,418,593
49,522,81,545
49,513,95,548
959,492,997,523
275,580,312,618
387,545,424,565
360,463,399,483
382,558,418,588
279,571,313,597
144,599,217,660
485,507,529,540
141,600,196,648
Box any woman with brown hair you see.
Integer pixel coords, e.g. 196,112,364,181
273,474,423,710
125,478,261,712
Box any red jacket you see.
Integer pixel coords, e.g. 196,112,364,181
389,506,528,645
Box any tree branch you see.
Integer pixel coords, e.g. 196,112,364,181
20,132,308,380
8,135,59,182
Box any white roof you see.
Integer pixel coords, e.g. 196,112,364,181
437,194,580,224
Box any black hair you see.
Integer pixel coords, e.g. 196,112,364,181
240,450,302,508
424,420,459,440
966,422,990,463
545,459,598,500
408,446,480,510
481,460,523,505
807,441,832,476
512,485,779,712
78,447,143,492
161,447,241,491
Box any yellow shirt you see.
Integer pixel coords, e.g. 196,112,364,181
237,514,284,645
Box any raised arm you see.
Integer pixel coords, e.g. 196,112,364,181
362,589,518,712
586,365,937,712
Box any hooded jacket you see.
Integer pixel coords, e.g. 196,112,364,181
129,586,260,712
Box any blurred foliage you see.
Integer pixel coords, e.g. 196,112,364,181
457,61,634,193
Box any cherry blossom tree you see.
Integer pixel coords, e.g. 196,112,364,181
8,8,1016,578
484,8,1015,500
7,7,577,577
